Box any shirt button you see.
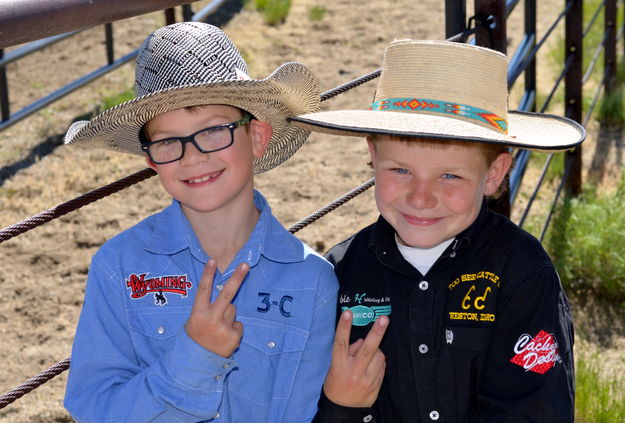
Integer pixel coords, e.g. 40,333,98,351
215,375,221,381
363,415,373,422
157,326,165,335
216,284,223,291
215,412,220,418
419,280,429,291
223,363,230,369
429,410,440,420
419,344,428,354
267,340,276,349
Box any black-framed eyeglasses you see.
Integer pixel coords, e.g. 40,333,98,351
141,113,252,164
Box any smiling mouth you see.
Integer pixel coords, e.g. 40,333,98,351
402,214,442,226
184,170,223,184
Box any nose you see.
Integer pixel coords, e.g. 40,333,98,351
179,140,209,166
406,180,436,209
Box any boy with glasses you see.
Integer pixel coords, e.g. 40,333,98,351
63,22,337,422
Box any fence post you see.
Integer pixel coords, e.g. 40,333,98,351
445,0,467,38
105,23,114,65
525,0,537,111
0,49,9,122
164,8,177,25
475,0,507,53
474,0,510,216
605,0,617,90
565,0,583,195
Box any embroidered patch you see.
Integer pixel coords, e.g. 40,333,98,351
340,305,391,326
126,273,192,306
447,271,500,324
510,330,561,374
257,292,294,317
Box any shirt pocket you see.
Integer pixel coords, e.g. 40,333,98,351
229,317,309,407
438,327,492,419
126,306,191,365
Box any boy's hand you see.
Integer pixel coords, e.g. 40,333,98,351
323,310,388,408
185,259,248,358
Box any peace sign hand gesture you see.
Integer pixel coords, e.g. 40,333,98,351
185,259,248,358
323,310,388,407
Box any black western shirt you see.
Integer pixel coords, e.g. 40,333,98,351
315,203,574,423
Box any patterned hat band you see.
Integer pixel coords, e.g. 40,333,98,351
369,97,508,134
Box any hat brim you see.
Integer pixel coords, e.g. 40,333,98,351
290,110,585,152
65,62,320,174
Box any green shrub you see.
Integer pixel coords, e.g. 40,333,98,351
546,178,625,303
254,0,291,25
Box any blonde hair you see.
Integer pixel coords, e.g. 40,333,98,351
367,134,513,198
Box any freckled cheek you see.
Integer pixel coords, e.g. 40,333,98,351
374,177,405,207
443,186,481,214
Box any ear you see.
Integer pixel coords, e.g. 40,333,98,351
484,152,513,196
249,119,272,159
366,136,377,167
145,155,159,172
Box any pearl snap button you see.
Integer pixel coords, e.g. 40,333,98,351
157,326,165,334
419,344,428,354
419,281,429,290
216,284,223,291
215,375,221,381
215,412,220,418
363,415,373,422
429,410,439,420
267,340,276,349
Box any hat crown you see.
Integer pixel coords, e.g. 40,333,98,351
134,22,249,97
373,40,510,133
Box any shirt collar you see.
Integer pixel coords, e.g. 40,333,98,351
145,190,303,265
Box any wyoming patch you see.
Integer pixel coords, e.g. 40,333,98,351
126,273,192,306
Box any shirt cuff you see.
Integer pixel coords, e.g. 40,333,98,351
162,329,237,390
316,392,377,423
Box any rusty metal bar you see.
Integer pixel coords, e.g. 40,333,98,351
0,49,8,121
105,23,114,65
605,0,617,90
475,0,508,53
0,0,202,49
475,0,509,216
565,0,583,196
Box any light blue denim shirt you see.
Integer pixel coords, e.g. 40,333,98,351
65,191,338,422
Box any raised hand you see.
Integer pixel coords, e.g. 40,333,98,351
323,310,388,407
185,259,248,358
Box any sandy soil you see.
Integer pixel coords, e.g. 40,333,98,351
0,1,622,421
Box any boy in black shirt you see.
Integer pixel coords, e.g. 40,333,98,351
295,40,585,423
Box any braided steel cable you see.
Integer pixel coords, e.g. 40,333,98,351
0,168,156,243
288,177,375,234
0,357,70,408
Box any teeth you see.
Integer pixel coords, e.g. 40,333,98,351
187,174,215,184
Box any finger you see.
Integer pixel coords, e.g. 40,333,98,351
352,316,389,372
366,350,386,377
192,259,217,310
232,320,243,338
332,310,354,361
223,303,237,324
347,338,364,356
214,262,249,312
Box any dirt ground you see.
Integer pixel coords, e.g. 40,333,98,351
0,1,623,421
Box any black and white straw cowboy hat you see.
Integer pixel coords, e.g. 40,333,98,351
64,22,321,173
291,39,585,151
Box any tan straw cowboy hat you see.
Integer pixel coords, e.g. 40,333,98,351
64,22,321,174
291,39,585,151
